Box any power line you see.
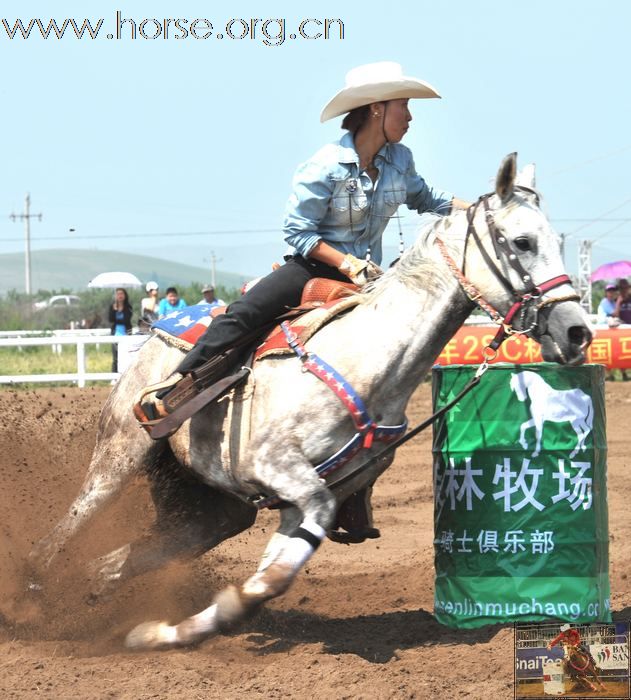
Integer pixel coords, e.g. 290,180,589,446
547,143,631,176
3,215,631,245
1,227,282,243
591,219,629,243
551,218,631,222
567,195,631,236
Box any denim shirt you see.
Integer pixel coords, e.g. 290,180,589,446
282,131,453,265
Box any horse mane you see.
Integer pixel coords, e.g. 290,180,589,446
359,188,555,308
360,211,467,304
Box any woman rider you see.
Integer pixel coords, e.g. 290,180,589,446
548,624,598,668
140,61,469,540
145,61,468,400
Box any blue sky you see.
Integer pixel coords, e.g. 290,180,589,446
1,0,630,286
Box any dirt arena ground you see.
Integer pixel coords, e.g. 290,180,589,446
517,679,629,698
517,681,629,699
0,381,630,699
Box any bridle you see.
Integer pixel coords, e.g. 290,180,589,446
435,189,580,356
259,191,582,506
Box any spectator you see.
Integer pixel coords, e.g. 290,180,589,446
141,281,160,323
613,278,631,324
197,284,226,309
158,286,187,318
596,283,618,324
108,287,133,372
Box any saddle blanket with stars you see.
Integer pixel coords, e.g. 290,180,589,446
152,296,361,357
151,304,214,351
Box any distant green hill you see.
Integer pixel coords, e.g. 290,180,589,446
0,249,249,295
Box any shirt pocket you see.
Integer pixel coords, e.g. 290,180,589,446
382,171,407,207
383,186,407,207
330,178,369,215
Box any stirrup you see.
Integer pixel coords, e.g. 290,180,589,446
133,374,182,426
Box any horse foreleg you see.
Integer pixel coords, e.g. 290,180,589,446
519,418,534,451
125,449,335,650
590,663,606,690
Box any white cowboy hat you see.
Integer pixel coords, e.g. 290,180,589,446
320,61,440,123
560,623,571,632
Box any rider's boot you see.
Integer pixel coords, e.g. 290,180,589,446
328,487,381,544
133,373,184,423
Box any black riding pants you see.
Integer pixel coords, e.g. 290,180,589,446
176,256,349,374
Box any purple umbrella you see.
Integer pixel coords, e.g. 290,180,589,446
590,260,631,282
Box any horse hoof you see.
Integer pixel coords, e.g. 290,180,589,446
125,620,176,650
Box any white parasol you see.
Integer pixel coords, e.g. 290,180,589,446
87,271,143,289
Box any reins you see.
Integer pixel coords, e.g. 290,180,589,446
322,361,490,494
322,191,582,496
258,190,583,508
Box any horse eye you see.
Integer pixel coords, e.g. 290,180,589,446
514,237,531,252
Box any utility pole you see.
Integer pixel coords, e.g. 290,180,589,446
578,239,593,313
10,193,42,296
209,250,222,288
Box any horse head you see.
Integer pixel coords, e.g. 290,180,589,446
457,153,592,365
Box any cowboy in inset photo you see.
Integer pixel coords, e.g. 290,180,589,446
548,624,605,693
548,623,594,662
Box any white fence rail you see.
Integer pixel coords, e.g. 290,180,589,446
0,333,149,387
0,313,603,388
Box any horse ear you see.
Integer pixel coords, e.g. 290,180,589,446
516,163,536,190
495,152,517,203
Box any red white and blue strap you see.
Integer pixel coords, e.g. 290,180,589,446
250,322,408,510
282,321,377,446
253,421,406,510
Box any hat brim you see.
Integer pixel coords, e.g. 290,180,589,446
320,78,440,123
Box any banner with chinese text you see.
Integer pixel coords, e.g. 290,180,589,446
435,326,631,369
432,363,610,628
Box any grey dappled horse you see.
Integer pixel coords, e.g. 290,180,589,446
28,154,592,649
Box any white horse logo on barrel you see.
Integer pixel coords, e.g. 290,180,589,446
509,371,593,458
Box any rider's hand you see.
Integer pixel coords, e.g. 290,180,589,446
338,254,383,286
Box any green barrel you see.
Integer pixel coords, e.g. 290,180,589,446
431,363,610,628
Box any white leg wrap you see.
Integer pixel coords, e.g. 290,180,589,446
275,520,326,571
256,532,290,573
242,521,326,598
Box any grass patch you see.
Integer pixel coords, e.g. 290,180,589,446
0,345,114,389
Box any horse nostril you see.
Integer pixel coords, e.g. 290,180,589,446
568,325,592,347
